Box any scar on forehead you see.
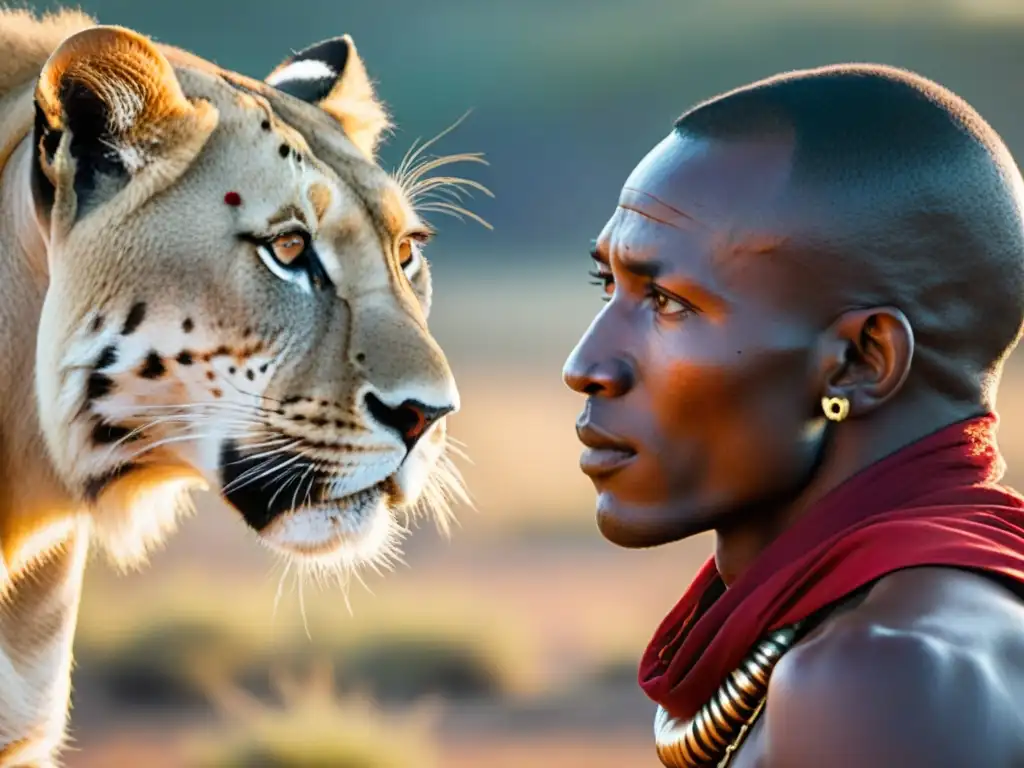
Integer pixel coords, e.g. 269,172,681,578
711,229,791,264
617,189,706,232
307,182,332,222
709,229,794,290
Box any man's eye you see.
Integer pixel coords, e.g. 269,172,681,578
648,289,692,317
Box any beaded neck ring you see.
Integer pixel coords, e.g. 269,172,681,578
653,622,804,767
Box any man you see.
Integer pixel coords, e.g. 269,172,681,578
563,63,1024,767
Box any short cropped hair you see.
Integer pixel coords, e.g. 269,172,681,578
676,64,1024,402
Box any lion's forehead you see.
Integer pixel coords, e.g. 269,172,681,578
53,63,434,348
170,66,415,244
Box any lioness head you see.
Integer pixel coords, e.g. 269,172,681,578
30,25,472,570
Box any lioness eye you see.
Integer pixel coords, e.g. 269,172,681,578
400,239,419,268
271,232,307,265
398,232,430,276
247,228,331,294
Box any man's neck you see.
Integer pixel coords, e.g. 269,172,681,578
713,393,987,586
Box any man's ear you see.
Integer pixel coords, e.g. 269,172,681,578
33,25,216,229
816,307,915,418
265,36,390,160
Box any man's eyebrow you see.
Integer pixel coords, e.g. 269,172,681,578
618,253,662,279
590,242,664,280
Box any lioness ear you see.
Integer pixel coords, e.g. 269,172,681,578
34,25,214,226
265,36,390,160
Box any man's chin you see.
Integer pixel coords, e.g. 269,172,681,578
595,492,709,549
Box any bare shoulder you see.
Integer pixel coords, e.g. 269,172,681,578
760,567,1024,768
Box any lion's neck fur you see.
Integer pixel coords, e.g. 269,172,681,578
0,529,87,767
0,15,227,761
0,127,79,555
0,138,90,763
0,9,98,765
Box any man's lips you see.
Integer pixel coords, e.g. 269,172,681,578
576,420,637,478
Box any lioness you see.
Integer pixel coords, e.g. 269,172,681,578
0,9,475,764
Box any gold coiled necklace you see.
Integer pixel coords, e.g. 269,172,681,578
653,622,803,767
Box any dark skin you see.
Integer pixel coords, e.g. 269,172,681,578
563,130,1024,766
733,567,1024,768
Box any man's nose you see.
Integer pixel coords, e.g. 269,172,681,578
562,327,635,398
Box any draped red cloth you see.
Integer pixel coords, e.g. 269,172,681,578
639,413,1024,720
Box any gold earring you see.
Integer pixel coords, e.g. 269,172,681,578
821,396,850,422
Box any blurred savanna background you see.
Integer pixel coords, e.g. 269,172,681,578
14,0,1024,765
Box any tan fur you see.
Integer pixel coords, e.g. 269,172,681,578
0,9,94,102
0,9,471,764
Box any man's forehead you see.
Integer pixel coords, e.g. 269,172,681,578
595,130,808,305
595,205,697,258
621,131,700,198
618,130,796,227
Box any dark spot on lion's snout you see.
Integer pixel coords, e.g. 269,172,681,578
86,372,114,400
95,344,118,370
139,351,166,379
122,302,147,335
219,440,327,531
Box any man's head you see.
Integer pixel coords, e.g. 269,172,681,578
563,63,1024,548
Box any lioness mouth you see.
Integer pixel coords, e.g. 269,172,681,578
218,439,371,531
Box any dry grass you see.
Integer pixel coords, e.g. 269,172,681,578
187,661,442,768
68,723,658,768
75,568,545,714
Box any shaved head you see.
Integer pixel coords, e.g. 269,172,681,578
676,64,1024,403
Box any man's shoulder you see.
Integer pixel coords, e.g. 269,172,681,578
760,567,1024,767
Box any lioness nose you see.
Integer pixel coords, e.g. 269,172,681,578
364,392,454,449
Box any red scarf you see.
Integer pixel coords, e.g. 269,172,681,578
639,413,1024,720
